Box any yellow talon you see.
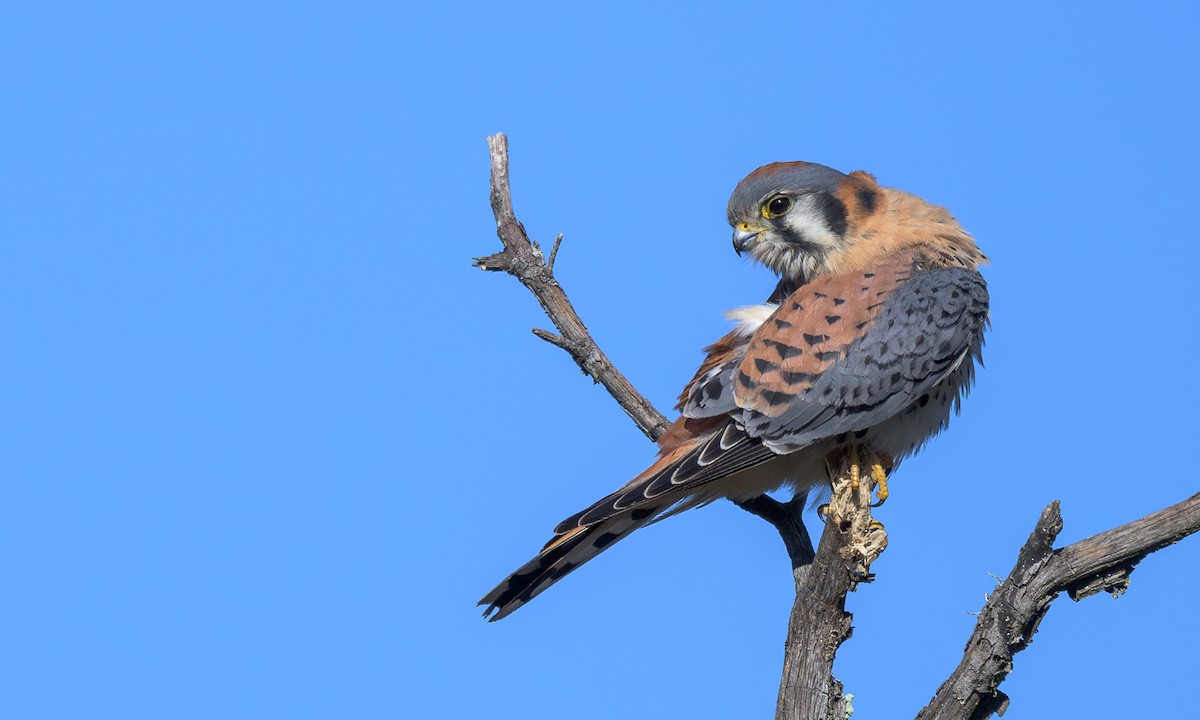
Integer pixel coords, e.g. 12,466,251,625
848,446,861,490
871,463,890,506
867,518,886,533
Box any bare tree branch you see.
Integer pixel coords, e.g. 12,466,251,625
474,134,669,443
733,495,815,570
918,492,1200,720
772,456,888,720
473,133,1200,720
548,232,564,272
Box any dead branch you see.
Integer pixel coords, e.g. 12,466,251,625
473,133,1200,720
918,492,1200,720
473,134,668,443
770,455,888,720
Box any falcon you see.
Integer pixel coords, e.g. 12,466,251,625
481,161,989,620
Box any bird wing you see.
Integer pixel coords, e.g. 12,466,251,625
642,254,988,511
480,255,988,619
732,256,989,450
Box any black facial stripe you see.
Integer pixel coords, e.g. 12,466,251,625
857,187,878,214
774,225,823,253
812,192,848,237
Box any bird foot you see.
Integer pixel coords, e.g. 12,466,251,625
836,445,892,507
824,445,892,583
869,460,890,507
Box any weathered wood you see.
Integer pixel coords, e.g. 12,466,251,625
918,493,1200,720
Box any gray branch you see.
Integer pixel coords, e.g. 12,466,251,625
918,493,1200,720
474,134,669,443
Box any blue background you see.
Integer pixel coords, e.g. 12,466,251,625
4,2,1198,718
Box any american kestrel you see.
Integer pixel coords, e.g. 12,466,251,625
481,161,989,620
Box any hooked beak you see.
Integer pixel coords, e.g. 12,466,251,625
732,226,762,256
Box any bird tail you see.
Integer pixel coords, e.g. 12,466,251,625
478,502,666,621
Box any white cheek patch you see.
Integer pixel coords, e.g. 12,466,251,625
724,303,779,335
744,194,842,279
785,195,842,249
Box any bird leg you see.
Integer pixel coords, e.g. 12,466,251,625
868,453,893,507
833,445,892,507
847,446,862,491
824,445,890,584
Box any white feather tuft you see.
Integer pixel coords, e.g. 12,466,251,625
724,303,778,335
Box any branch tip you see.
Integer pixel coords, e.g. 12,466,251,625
548,233,564,271
531,327,574,351
473,251,512,272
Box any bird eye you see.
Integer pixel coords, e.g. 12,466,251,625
764,195,792,218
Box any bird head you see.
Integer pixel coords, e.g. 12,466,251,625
727,161,880,281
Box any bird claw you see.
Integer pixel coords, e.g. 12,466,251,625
847,446,862,491
840,446,891,507
869,462,890,507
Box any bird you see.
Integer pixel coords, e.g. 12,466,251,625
480,161,989,620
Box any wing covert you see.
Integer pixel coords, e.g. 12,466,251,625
734,261,988,451
677,330,750,418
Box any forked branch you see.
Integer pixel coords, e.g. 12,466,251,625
473,134,668,443
919,493,1200,720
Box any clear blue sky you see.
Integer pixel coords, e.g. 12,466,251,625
3,2,1198,718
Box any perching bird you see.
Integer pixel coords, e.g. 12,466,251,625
480,161,989,620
